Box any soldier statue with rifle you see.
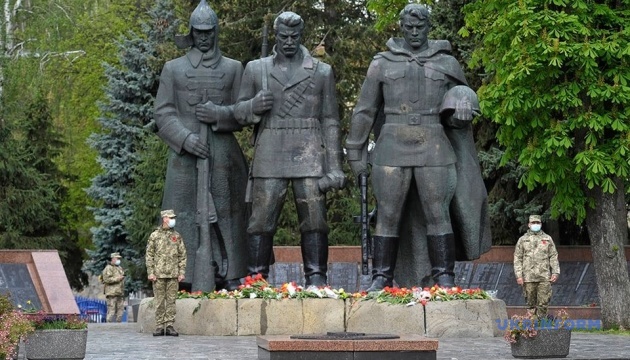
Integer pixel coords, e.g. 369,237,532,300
234,11,346,288
154,0,249,292
347,4,491,291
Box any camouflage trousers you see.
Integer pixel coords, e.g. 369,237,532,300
523,281,552,318
153,278,178,327
106,295,125,322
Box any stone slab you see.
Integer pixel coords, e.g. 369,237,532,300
0,250,78,314
175,298,237,335
257,334,437,360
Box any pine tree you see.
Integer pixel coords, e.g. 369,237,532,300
0,86,87,289
85,0,182,291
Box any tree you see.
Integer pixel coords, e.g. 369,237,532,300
0,77,87,289
123,0,184,291
464,0,630,329
85,29,160,285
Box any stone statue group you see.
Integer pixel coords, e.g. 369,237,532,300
154,0,491,293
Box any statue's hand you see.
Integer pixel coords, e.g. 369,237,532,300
183,133,210,158
195,101,218,124
453,97,474,121
319,169,347,192
349,160,368,181
252,90,274,115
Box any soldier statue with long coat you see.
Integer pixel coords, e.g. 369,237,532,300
346,4,491,291
154,0,248,291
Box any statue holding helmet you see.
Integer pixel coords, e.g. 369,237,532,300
154,0,249,292
346,4,491,291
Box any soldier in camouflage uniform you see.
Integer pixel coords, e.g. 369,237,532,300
514,214,560,317
102,252,125,322
146,209,187,336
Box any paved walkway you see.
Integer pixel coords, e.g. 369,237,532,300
17,323,630,360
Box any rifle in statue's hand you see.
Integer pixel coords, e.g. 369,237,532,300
359,172,372,275
246,23,270,202
192,89,219,292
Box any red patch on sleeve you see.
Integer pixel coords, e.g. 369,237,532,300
541,240,548,245
171,236,177,242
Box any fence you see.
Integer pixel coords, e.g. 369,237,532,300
75,296,107,323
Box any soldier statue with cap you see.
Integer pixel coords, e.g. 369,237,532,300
154,0,249,292
514,214,560,318
146,209,187,336
233,11,346,288
101,252,125,322
346,3,491,291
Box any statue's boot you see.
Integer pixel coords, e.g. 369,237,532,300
301,232,329,287
247,234,274,279
366,236,399,292
427,233,456,287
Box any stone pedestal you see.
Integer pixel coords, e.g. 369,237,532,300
138,298,507,338
257,334,438,360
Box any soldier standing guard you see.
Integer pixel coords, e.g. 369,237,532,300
514,214,560,318
234,12,346,287
102,252,125,322
154,0,249,292
146,209,187,336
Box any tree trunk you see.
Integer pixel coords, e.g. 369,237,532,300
584,177,630,329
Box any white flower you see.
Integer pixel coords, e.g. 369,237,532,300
306,286,324,298
286,283,297,297
249,293,257,299
324,287,338,299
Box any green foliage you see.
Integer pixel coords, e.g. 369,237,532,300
0,59,87,289
463,0,630,223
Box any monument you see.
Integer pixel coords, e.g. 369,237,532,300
346,4,491,291
154,0,249,292
0,250,79,314
233,11,346,287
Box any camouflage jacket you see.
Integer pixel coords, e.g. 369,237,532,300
146,227,187,279
102,264,125,297
514,230,560,282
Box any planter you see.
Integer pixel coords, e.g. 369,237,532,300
25,329,88,360
510,328,571,358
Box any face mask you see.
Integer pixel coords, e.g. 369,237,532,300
168,219,176,228
530,224,542,232
115,259,121,266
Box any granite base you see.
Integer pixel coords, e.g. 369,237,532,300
257,334,438,360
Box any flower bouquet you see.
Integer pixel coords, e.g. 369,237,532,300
177,274,490,305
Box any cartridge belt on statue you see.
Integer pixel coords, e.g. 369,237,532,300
386,113,440,126
264,117,320,130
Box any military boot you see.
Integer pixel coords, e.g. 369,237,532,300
152,326,164,336
427,233,456,287
165,325,179,337
366,236,399,292
247,234,274,278
301,232,328,287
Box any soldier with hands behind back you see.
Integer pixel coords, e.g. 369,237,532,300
514,214,560,318
146,209,187,336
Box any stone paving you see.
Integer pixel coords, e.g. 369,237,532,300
17,322,630,360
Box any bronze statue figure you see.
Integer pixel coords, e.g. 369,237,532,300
154,0,249,292
346,4,491,291
234,11,346,287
